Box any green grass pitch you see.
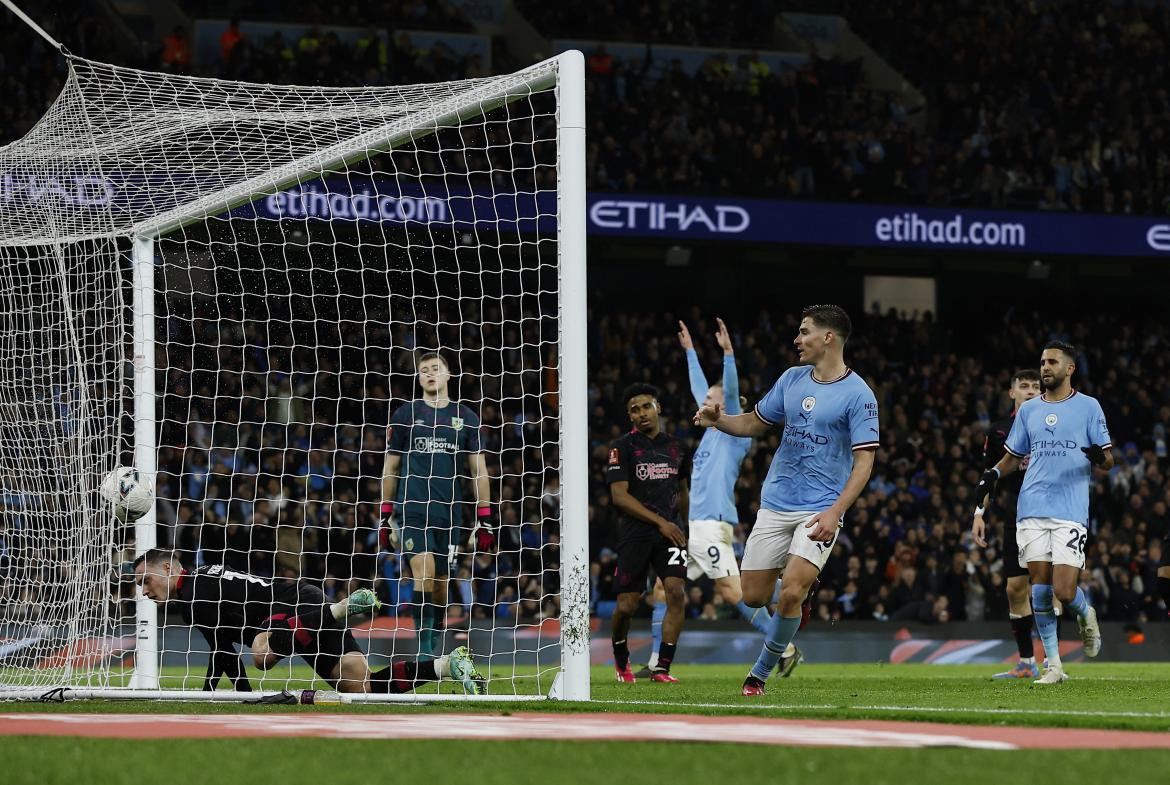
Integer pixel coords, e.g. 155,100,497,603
2,663,1168,785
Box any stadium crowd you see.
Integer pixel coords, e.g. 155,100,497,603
4,1,1169,213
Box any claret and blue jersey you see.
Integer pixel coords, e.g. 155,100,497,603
1004,390,1111,527
753,366,880,512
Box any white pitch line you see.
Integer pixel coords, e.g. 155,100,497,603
591,699,1170,720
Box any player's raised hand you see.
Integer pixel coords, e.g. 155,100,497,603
658,519,687,548
677,320,694,350
971,511,988,548
804,509,840,543
715,317,733,355
694,402,722,427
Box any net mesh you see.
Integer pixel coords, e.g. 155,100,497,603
0,53,569,698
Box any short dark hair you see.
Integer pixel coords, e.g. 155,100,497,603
132,548,179,571
622,382,659,408
801,304,852,343
417,351,449,369
1011,368,1041,384
1043,340,1077,362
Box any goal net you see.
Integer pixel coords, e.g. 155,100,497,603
0,50,588,701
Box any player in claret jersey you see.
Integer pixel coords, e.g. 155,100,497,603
606,383,690,683
133,549,484,694
976,341,1113,684
380,352,495,658
971,369,1043,679
695,305,879,696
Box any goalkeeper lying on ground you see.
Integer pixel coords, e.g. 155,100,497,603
133,549,483,695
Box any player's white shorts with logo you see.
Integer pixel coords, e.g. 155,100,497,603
1016,517,1087,569
686,519,739,580
741,508,838,573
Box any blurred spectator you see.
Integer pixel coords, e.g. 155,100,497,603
161,26,191,72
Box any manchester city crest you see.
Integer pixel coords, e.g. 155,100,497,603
1044,413,1058,427
802,396,816,412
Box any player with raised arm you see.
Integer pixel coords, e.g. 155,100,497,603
607,383,690,683
133,549,484,695
695,305,879,696
639,318,799,678
971,369,1043,679
975,341,1112,684
380,352,495,658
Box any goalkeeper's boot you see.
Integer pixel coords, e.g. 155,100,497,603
633,665,654,679
1034,665,1068,684
614,663,637,683
648,668,679,683
993,660,1039,679
345,588,381,619
448,646,482,695
741,674,767,696
778,643,803,678
1077,606,1101,658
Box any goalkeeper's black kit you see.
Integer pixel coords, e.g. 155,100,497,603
173,564,359,689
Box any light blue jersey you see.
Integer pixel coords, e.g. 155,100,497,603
754,366,879,512
686,349,751,523
1004,391,1111,526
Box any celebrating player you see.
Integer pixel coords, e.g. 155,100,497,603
380,352,495,657
975,341,1112,684
133,549,484,694
639,318,798,678
607,383,690,683
695,305,879,696
971,369,1043,679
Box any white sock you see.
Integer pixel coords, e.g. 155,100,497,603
646,653,659,668
329,600,346,620
435,654,450,680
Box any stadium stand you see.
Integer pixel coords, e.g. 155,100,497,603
2,2,1167,630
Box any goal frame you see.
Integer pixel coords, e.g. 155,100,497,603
0,49,589,703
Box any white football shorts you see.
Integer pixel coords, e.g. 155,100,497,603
686,518,739,580
740,508,838,574
1017,517,1087,569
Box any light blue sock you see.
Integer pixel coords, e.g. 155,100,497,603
650,601,666,661
737,601,770,634
1031,584,1062,669
1066,587,1091,619
749,614,801,680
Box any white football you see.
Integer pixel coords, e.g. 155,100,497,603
100,466,154,522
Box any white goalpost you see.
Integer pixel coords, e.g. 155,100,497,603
0,4,588,702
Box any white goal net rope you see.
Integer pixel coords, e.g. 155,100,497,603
0,53,582,699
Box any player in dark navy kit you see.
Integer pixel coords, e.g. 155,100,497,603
606,383,689,684
971,369,1042,679
379,352,494,657
133,549,483,694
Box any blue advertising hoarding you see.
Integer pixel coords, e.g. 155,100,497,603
4,171,1168,257
235,176,1170,258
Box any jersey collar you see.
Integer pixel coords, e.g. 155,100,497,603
1040,389,1077,404
810,367,852,385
